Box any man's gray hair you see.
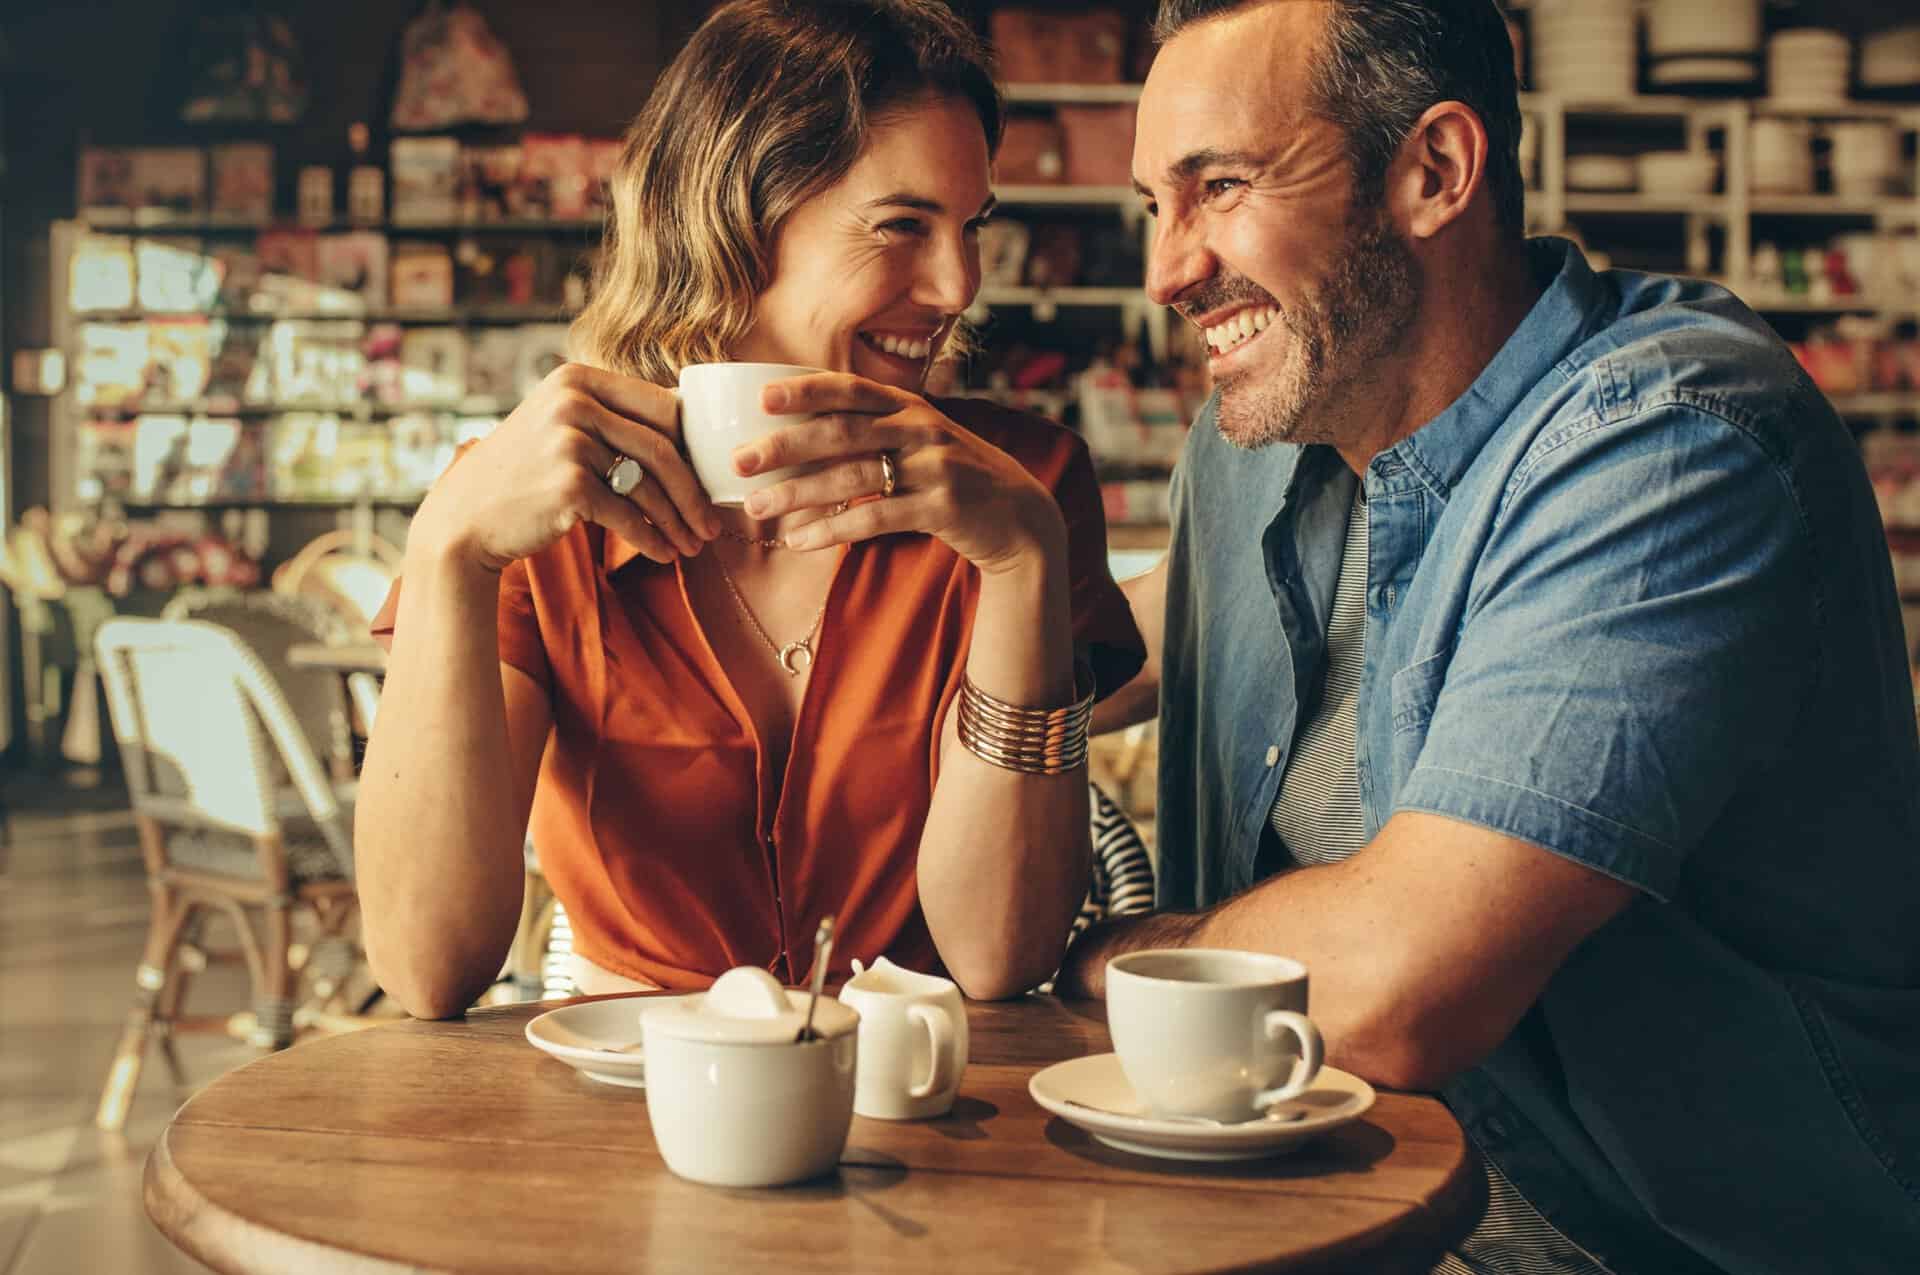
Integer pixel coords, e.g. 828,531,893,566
1153,0,1526,237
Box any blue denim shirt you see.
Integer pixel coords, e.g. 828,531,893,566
1158,238,1920,1273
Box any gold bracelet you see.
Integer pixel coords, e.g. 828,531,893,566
957,658,1096,776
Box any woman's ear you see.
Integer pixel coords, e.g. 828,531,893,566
1391,101,1490,242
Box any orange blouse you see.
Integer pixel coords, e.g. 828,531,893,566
374,398,1144,990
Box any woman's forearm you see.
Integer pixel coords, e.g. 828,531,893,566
355,536,536,1018
918,534,1090,999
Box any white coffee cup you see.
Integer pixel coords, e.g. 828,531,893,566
676,362,825,506
837,957,968,1120
1105,949,1325,1124
640,972,860,1187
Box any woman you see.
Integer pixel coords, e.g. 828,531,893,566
356,0,1143,1016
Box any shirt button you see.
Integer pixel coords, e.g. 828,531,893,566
1264,745,1280,767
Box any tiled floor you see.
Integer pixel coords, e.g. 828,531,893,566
1,768,261,1275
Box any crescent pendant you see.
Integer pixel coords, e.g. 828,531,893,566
778,642,815,676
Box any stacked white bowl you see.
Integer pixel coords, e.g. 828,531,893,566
1531,0,1638,101
1751,117,1816,194
1567,154,1639,193
1829,121,1899,196
1860,27,1920,90
1645,0,1762,89
1767,29,1852,106
1638,151,1719,197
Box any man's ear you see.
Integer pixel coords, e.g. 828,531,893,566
1389,101,1489,242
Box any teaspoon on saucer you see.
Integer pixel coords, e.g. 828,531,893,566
1059,1097,1307,1127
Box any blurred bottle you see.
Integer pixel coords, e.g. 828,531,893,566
347,121,385,225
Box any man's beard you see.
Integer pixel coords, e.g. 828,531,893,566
1207,209,1421,451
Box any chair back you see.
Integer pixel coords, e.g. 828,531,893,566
161,588,350,770
272,529,403,630
1078,780,1156,935
94,617,351,876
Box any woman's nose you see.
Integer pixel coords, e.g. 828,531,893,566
919,232,981,313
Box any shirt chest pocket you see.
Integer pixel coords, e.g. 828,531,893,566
1387,647,1451,790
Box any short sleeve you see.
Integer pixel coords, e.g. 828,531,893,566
1048,431,1147,701
1392,405,1815,898
368,558,553,695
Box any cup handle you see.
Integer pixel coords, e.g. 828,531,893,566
1252,1010,1324,1108
907,1004,955,1099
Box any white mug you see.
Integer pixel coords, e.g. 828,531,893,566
837,957,968,1120
1106,949,1325,1124
676,362,825,506
640,978,860,1187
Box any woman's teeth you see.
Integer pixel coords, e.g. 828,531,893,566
1204,306,1277,356
861,332,932,360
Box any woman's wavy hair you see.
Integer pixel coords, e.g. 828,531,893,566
571,0,1003,384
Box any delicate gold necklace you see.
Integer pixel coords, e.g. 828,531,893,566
718,526,786,550
711,553,831,676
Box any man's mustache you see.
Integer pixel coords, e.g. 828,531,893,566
1175,276,1280,323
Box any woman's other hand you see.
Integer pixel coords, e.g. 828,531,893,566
734,372,1065,576
412,363,721,572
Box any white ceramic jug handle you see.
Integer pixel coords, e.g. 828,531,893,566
1253,1010,1324,1107
907,1003,955,1099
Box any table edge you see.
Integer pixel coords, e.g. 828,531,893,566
146,1123,434,1275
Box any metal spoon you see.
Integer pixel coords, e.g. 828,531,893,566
796,915,836,1042
1061,1097,1307,1127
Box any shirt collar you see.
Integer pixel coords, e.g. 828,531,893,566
1381,237,1611,500
600,528,649,576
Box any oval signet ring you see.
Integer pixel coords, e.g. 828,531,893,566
605,456,643,497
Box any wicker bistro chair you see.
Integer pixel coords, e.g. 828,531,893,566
533,779,1157,999
92,617,358,1132
271,527,403,633
161,587,359,778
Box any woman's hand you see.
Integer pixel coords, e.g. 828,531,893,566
411,363,720,573
734,373,1066,576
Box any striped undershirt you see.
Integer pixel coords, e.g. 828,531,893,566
1267,489,1612,1275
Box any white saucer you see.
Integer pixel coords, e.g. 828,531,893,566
1028,1053,1375,1162
524,994,699,1088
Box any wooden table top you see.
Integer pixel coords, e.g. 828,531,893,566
286,642,388,674
146,995,1478,1274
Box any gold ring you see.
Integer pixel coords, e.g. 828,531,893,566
605,456,642,496
879,451,899,499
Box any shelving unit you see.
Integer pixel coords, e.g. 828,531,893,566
77,306,571,325
985,81,1169,371
78,400,513,417
992,184,1137,206
1522,93,1920,427
81,217,603,236
50,87,1920,526
1002,83,1144,105
47,211,583,514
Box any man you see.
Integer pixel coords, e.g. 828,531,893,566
1064,2,1920,1272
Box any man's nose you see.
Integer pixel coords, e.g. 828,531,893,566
1145,213,1214,309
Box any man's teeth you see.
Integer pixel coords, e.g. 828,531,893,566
863,333,932,360
1203,306,1277,355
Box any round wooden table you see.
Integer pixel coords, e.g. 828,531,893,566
147,996,1478,1274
